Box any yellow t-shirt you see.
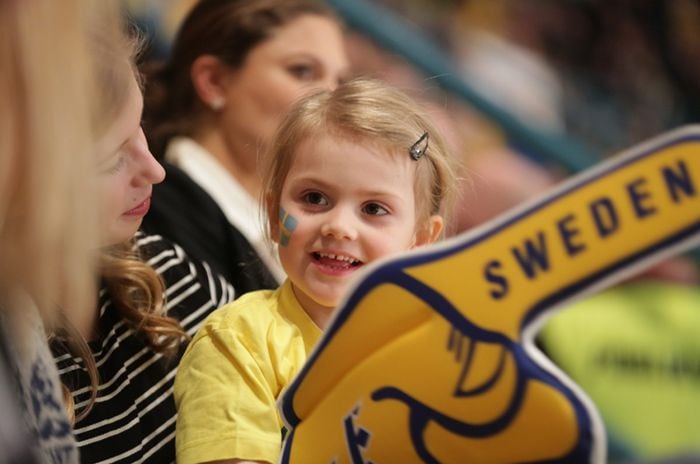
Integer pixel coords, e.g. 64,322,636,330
174,280,322,464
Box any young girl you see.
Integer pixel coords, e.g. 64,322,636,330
174,78,457,464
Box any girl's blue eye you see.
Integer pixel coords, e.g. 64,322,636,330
303,191,328,206
363,202,389,216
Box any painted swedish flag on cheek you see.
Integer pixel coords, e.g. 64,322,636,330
279,207,298,247
278,126,700,463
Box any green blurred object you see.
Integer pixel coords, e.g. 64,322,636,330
541,282,700,461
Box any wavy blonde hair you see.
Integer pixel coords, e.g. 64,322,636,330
100,241,187,355
61,242,189,424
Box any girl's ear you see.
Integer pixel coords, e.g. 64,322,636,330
266,194,280,244
413,215,444,248
190,55,231,110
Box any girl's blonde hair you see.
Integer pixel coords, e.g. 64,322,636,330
262,78,458,241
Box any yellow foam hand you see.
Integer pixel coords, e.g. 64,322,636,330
279,126,700,464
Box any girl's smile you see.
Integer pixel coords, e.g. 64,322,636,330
310,250,364,276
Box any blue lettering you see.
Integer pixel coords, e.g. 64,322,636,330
343,405,371,464
483,260,509,299
627,178,657,218
589,197,619,238
662,160,696,203
511,232,550,279
557,213,586,256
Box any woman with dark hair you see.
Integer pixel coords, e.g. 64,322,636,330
142,0,349,291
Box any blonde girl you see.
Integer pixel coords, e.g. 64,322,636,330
175,78,457,464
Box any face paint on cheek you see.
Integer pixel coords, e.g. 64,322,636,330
279,207,299,247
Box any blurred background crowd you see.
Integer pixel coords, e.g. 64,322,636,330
126,0,700,227
128,0,700,154
3,0,700,463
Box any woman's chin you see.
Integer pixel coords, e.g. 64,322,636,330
100,222,141,247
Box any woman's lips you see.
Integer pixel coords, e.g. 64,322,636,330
123,197,151,217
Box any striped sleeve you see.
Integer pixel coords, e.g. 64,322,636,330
53,232,237,463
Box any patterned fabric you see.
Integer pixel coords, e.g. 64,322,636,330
52,233,235,464
1,299,77,464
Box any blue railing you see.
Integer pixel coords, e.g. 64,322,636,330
327,0,599,173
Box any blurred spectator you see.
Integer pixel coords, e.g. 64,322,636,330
141,0,350,289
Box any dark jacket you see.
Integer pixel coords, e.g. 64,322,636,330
142,161,277,295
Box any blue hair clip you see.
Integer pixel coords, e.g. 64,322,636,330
409,132,429,161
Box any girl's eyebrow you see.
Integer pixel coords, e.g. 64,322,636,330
289,176,332,189
290,175,405,201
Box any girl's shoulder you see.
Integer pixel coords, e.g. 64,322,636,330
202,287,279,329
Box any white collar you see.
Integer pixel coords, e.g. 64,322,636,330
165,136,285,283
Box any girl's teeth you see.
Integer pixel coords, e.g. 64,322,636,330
317,252,359,264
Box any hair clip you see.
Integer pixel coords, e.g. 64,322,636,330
409,132,429,161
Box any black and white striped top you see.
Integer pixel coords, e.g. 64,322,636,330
52,233,236,463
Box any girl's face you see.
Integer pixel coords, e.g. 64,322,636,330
95,75,165,246
219,14,349,153
274,133,442,324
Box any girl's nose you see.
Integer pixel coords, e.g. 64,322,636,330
320,206,358,241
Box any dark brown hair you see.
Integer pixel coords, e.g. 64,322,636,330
143,0,335,157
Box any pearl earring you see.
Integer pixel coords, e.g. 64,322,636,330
209,96,225,111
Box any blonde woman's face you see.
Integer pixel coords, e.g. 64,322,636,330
219,14,349,152
95,75,165,246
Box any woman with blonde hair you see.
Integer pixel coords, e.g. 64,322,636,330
46,9,237,464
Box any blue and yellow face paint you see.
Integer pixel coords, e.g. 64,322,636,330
279,207,298,247
278,126,700,463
